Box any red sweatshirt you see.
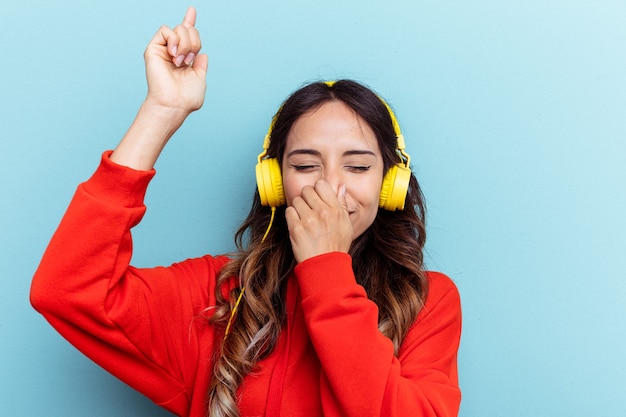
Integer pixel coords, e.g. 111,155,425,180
31,152,462,417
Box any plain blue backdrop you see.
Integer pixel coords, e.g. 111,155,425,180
1,1,625,416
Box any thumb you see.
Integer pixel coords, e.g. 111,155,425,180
192,53,209,75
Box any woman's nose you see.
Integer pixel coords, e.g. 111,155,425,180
322,167,343,194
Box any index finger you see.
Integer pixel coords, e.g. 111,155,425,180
182,6,197,28
313,180,342,208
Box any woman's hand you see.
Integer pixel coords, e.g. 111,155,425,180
144,6,208,115
111,7,208,171
285,181,354,263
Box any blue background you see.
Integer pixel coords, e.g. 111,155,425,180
1,1,625,416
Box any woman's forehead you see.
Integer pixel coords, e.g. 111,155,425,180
285,101,379,154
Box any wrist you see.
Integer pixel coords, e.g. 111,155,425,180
294,252,357,297
110,100,189,171
140,97,191,127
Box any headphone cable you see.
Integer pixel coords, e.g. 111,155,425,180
224,206,276,340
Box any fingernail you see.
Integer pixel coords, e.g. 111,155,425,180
171,45,178,57
184,52,195,65
174,55,185,67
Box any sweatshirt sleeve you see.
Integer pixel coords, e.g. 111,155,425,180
30,151,226,416
294,252,462,417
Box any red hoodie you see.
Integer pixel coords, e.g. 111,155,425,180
31,152,462,417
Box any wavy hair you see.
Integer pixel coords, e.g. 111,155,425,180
206,80,429,417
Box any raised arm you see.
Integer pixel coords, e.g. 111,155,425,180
111,6,208,170
30,10,216,414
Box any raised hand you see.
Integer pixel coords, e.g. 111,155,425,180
144,6,208,114
111,7,208,171
285,181,354,263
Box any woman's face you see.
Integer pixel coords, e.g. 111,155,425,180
281,100,385,241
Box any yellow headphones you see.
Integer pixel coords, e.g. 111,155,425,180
255,81,412,211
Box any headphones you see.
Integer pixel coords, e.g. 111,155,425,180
255,81,412,211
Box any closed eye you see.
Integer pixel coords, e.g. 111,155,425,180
290,164,319,172
347,165,372,172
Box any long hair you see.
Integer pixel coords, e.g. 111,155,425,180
206,80,428,417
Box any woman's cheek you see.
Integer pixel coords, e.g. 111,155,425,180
283,171,319,205
283,176,304,206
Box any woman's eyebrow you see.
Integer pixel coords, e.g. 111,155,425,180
343,150,376,157
286,149,321,158
286,149,376,158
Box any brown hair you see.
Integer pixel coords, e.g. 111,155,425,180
206,80,428,417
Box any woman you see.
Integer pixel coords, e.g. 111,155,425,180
31,7,461,417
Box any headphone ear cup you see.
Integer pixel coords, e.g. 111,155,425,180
256,157,286,207
379,163,411,211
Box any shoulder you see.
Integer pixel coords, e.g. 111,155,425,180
417,271,462,323
151,254,235,301
164,254,232,280
425,271,460,302
397,271,462,361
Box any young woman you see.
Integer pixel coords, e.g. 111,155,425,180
31,7,461,417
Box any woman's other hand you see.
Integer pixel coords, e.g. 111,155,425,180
285,181,354,263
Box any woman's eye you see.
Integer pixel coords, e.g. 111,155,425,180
291,164,318,172
347,165,372,172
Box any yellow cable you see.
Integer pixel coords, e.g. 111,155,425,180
224,207,276,340
224,287,245,339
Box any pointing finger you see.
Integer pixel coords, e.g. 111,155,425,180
182,6,197,28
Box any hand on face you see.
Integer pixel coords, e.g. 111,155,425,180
285,180,354,263
144,7,208,115
280,101,385,262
